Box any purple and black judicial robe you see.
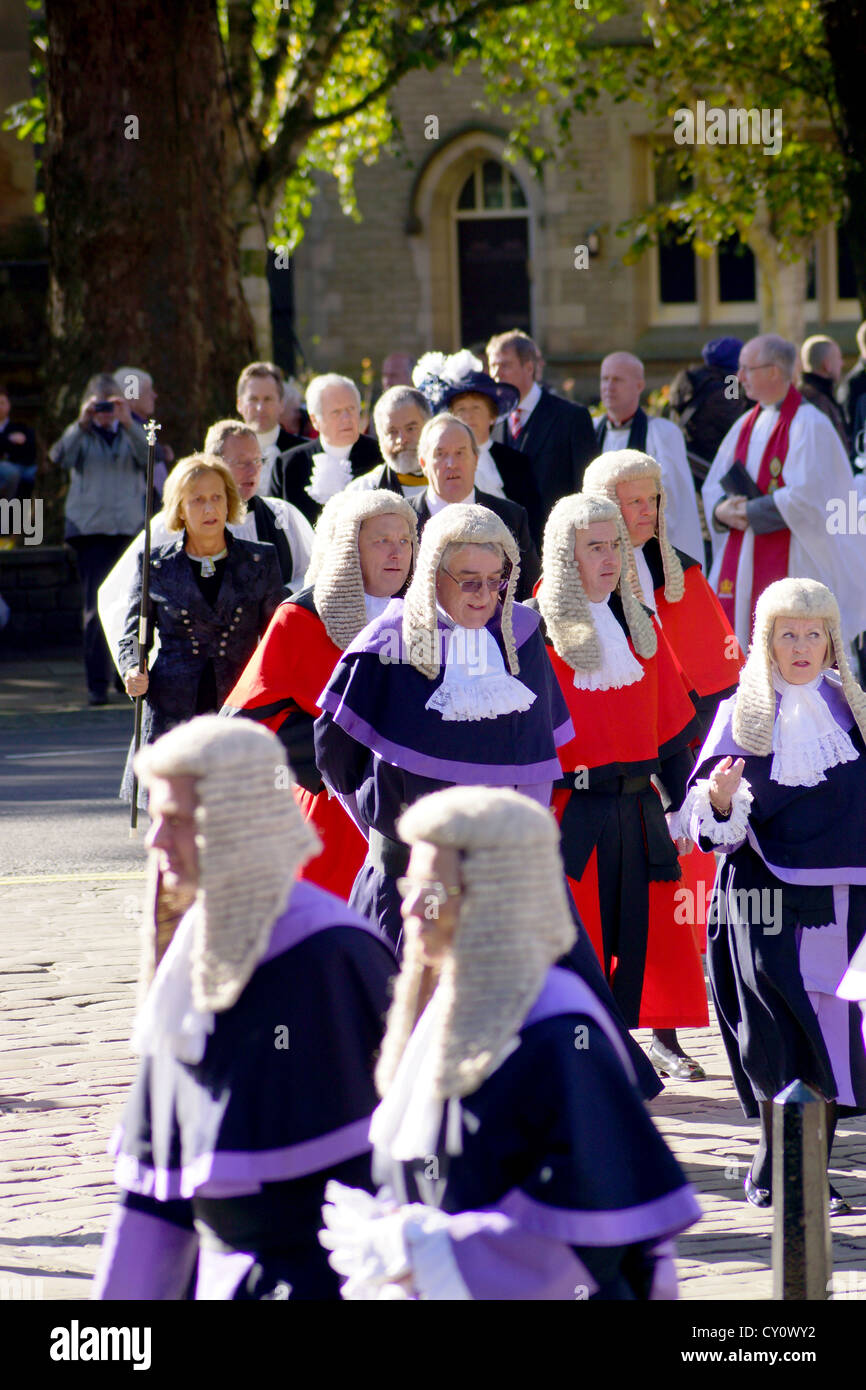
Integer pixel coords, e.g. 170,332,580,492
689,680,866,1119
378,966,700,1300
313,596,572,948
94,882,395,1301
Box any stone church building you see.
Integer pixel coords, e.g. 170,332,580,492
290,57,860,397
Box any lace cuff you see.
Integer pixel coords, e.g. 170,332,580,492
403,1210,472,1300
679,777,752,848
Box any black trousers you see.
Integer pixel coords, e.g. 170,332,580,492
69,533,131,696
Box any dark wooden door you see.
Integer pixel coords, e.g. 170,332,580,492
457,218,530,345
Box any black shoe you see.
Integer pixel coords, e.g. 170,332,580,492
647,1039,706,1082
829,1184,851,1217
88,691,109,706
744,1171,772,1208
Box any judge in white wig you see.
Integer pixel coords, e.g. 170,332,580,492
314,502,574,948
94,716,395,1301
535,492,709,1080
682,578,866,1214
583,447,742,745
319,784,701,1301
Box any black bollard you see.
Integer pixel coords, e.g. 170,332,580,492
771,1080,831,1300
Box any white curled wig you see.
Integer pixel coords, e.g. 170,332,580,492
582,449,685,603
134,716,320,1012
311,489,418,649
537,492,656,672
733,578,866,755
401,503,521,679
375,786,576,1100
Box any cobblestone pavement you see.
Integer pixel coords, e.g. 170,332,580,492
2,874,864,1302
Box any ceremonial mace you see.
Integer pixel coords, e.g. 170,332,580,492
129,418,160,833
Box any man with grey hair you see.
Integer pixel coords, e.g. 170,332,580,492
348,385,431,498
702,333,866,651
114,365,175,496
272,372,381,523
409,413,540,599
798,334,849,452
93,715,395,1301
593,351,704,566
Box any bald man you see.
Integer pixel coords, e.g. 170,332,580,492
594,353,704,566
798,335,849,453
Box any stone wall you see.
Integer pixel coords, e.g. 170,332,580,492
0,546,82,649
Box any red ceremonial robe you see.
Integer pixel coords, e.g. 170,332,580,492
221,590,367,899
643,536,746,950
537,593,708,1029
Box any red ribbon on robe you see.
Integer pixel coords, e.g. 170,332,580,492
716,384,800,632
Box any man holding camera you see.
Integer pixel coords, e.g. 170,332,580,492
51,373,148,704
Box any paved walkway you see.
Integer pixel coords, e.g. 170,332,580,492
1,873,864,1301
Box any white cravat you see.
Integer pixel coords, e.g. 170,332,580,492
306,448,353,504
425,605,536,721
474,444,505,498
572,599,645,691
130,907,215,1064
770,671,858,787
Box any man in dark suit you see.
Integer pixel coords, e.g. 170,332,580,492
236,361,306,495
271,373,381,525
487,330,596,526
411,413,540,600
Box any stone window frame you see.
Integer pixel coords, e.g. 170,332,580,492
406,127,540,351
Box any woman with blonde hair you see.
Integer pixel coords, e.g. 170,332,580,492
118,453,283,800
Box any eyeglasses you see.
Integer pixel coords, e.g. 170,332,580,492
396,877,463,906
440,567,508,595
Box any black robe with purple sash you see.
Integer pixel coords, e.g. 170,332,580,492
94,882,395,1301
314,597,572,946
689,677,866,1118
375,966,699,1299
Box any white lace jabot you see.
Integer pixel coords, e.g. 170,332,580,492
131,907,215,1064
425,606,537,721
306,452,353,505
770,671,858,787
572,600,645,692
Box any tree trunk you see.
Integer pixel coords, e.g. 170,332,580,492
746,206,808,344
42,0,255,522
819,0,866,315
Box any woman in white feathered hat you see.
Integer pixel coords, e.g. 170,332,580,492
681,578,866,1214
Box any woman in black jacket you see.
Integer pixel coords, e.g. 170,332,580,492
119,453,282,800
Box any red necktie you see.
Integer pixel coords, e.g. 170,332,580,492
509,407,524,440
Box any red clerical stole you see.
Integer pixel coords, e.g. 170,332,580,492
716,384,800,631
